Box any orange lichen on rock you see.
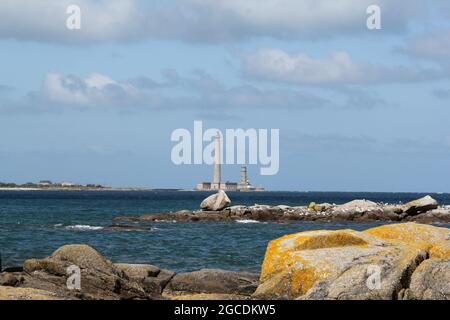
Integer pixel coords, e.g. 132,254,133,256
364,222,448,245
364,222,450,257
255,229,388,299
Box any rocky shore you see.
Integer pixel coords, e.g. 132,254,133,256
115,193,450,224
1,222,449,300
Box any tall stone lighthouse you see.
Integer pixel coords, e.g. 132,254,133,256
211,131,221,190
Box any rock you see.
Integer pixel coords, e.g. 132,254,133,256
114,263,175,294
146,268,176,293
255,229,399,299
51,244,117,273
382,205,404,215
336,199,379,212
114,263,161,278
308,202,333,212
229,205,248,216
403,259,450,300
200,190,231,211
331,200,383,221
405,195,438,215
0,273,22,286
307,202,317,210
409,207,450,223
330,200,404,221
0,286,62,300
21,244,159,300
364,222,449,245
253,223,450,300
163,269,258,297
364,222,449,258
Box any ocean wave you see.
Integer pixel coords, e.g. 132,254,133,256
235,219,260,224
65,225,104,231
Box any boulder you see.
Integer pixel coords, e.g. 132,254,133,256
114,263,161,278
336,199,379,212
114,263,175,294
254,230,420,299
253,223,450,300
403,259,450,300
405,195,438,215
315,203,333,212
409,207,450,223
0,273,22,286
331,200,384,220
308,202,333,212
21,244,159,300
163,269,258,297
200,190,231,211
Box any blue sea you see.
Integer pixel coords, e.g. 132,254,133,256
1,190,449,273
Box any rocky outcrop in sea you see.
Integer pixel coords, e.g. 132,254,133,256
115,194,450,224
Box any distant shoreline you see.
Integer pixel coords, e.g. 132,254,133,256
0,187,161,192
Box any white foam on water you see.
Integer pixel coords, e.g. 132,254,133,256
65,225,104,231
235,219,260,224
154,219,177,223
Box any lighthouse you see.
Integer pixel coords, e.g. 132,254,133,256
211,131,221,190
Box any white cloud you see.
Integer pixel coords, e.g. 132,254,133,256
42,73,139,107
0,71,333,113
0,0,437,44
241,48,445,85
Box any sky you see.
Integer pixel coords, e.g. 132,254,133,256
0,0,449,192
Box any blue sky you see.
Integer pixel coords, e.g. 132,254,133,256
0,0,449,192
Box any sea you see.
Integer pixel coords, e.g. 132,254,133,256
1,190,449,273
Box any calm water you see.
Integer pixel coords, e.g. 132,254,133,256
1,190,449,273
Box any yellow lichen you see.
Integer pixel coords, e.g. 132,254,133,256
364,222,448,245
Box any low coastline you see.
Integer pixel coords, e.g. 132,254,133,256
0,187,157,191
